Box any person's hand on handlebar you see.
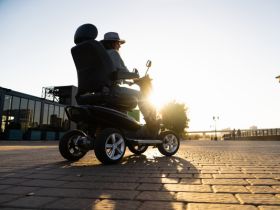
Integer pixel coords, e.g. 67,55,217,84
133,75,151,84
133,68,139,76
122,80,134,86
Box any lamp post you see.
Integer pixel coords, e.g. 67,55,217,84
276,75,280,83
213,116,219,140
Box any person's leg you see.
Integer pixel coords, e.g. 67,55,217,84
138,93,159,137
112,86,140,98
111,86,159,137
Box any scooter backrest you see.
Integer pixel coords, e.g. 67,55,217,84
71,24,115,95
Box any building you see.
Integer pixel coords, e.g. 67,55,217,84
0,85,140,141
0,86,77,140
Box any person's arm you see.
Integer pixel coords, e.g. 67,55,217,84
108,50,139,80
108,50,129,72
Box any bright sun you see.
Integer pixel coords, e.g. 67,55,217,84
149,90,169,110
148,77,182,111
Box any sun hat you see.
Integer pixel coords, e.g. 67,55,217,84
102,32,125,44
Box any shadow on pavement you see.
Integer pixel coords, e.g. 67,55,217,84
0,147,198,210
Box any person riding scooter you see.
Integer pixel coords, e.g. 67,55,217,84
100,32,159,137
59,23,180,164
100,32,139,102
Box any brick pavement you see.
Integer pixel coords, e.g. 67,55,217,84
0,140,280,209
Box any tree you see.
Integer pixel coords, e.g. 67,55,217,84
159,101,189,135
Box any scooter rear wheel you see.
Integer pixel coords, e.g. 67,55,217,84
59,130,88,161
94,128,126,164
158,131,180,156
128,144,148,155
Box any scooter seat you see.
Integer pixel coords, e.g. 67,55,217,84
76,92,137,111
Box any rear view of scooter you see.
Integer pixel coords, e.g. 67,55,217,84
59,24,180,164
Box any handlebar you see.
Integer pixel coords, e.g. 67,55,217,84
122,75,151,86
122,80,134,86
121,60,152,86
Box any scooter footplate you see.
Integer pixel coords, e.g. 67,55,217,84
126,138,162,144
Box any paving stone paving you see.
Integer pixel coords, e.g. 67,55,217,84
0,140,280,209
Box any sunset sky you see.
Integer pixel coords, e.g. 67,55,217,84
1,0,280,131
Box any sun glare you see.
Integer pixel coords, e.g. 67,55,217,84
148,76,185,111
149,90,169,110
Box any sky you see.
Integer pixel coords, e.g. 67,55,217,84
0,0,280,131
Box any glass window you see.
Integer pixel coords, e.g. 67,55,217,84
59,106,64,128
59,106,64,118
51,105,60,128
10,96,20,128
19,98,28,131
3,95,12,111
54,106,59,122
43,104,49,125
1,95,12,132
48,104,54,125
11,96,20,110
54,105,59,117
20,98,28,108
34,101,41,127
27,100,35,128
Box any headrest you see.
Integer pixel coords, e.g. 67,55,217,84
74,24,98,44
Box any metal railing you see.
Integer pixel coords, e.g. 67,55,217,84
186,128,280,140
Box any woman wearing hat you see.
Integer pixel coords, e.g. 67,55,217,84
101,32,159,137
100,32,130,73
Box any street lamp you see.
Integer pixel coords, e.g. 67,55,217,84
276,75,280,83
213,116,219,140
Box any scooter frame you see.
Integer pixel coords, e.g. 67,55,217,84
59,103,180,164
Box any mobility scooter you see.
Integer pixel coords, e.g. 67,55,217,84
59,24,180,164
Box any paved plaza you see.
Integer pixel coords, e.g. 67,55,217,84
0,140,280,210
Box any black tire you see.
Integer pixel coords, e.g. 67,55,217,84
94,128,126,164
158,131,180,156
128,144,148,155
59,130,88,161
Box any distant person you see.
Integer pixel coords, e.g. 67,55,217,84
232,129,236,140
237,129,241,138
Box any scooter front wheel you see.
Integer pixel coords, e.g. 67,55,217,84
94,128,126,164
158,131,180,156
128,144,148,155
59,130,88,161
